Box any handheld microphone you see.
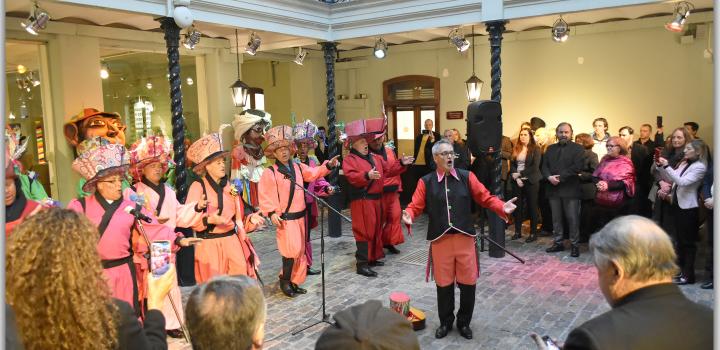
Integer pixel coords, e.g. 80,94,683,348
124,206,152,223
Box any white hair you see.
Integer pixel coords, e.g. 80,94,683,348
589,215,678,281
431,139,453,155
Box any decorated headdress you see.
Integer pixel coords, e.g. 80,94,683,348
343,119,379,148
293,120,319,147
5,128,28,178
63,108,124,147
264,125,296,158
231,109,272,141
129,135,174,181
187,126,231,174
71,137,130,193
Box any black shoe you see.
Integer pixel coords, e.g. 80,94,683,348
307,266,321,275
435,324,452,339
279,279,296,297
356,265,378,277
385,245,401,254
525,234,537,243
369,260,385,266
166,329,184,339
510,232,522,240
546,243,564,253
570,245,580,257
457,325,473,339
701,281,714,289
291,283,307,294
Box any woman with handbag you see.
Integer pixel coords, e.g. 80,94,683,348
652,127,693,238
591,136,636,230
510,127,542,242
657,139,708,284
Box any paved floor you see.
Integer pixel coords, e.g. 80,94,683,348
169,212,714,349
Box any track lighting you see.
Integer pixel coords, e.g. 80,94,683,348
373,37,388,59
245,32,261,56
183,25,201,50
551,16,570,42
100,62,110,79
294,47,308,65
448,27,470,52
665,1,694,32
21,2,50,35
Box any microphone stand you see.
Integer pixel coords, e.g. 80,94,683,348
275,164,351,335
131,208,192,344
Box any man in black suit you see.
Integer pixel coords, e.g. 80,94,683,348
405,119,441,203
619,126,651,217
541,122,585,257
634,123,656,154
534,215,712,350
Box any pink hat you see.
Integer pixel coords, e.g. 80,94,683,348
71,138,130,193
344,119,376,148
129,135,173,181
365,118,386,140
187,133,229,174
264,125,296,158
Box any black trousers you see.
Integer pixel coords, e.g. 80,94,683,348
672,205,700,280
704,209,714,279
538,183,553,232
512,180,539,235
175,227,196,287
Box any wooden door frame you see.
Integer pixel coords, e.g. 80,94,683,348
382,75,440,143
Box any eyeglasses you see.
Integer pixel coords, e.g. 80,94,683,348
98,178,123,185
606,144,619,149
436,151,457,157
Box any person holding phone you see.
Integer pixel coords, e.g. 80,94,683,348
187,132,266,284
126,135,205,338
510,127,542,242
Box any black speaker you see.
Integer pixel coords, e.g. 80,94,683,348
466,100,502,156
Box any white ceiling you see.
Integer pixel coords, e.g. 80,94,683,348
5,0,714,54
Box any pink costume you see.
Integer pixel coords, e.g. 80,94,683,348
259,125,331,287
294,156,331,266
187,133,260,283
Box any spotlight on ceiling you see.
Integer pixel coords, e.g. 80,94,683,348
294,47,308,65
551,16,570,42
183,25,202,50
448,27,470,52
100,62,110,79
17,65,27,74
245,32,262,55
21,3,50,35
373,37,388,59
186,77,194,86
665,1,695,32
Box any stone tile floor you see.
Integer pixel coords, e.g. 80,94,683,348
169,212,714,349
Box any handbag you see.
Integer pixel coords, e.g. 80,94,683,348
595,189,625,207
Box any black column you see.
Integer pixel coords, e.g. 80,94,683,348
322,42,343,238
485,20,507,258
159,17,188,203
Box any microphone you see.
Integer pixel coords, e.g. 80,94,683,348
124,206,152,223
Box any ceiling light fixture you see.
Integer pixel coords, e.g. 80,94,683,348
231,29,250,108
146,82,153,90
373,37,388,59
183,25,202,50
17,65,27,74
100,62,110,79
294,47,308,65
551,16,570,42
465,25,484,102
665,1,695,32
21,2,50,35
449,27,470,52
245,32,261,56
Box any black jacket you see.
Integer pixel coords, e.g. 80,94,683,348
413,131,441,166
630,144,651,190
540,141,585,199
115,299,167,350
577,149,599,200
564,283,712,350
510,147,542,185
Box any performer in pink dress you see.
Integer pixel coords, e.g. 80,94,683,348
186,132,265,283
259,125,339,297
125,135,204,337
293,120,335,276
67,138,172,316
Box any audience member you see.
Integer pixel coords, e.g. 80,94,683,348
657,139,708,284
530,117,546,132
442,129,470,170
534,127,554,234
591,136,636,230
510,127,541,242
314,126,329,163
542,123,584,257
591,117,610,159
652,127,692,243
684,121,699,139
635,123,656,153
186,275,266,350
451,128,465,145
501,135,514,199
535,216,712,350
575,133,599,242
6,208,172,350
619,126,651,216
315,300,420,350
701,162,713,289
409,119,441,202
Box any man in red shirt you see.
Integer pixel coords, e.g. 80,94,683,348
402,139,516,340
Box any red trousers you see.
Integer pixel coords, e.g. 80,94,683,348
350,198,384,262
381,192,404,246
430,234,478,287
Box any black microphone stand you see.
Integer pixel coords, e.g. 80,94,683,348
275,165,351,335
130,206,192,343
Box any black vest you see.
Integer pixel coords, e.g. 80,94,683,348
422,169,476,241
